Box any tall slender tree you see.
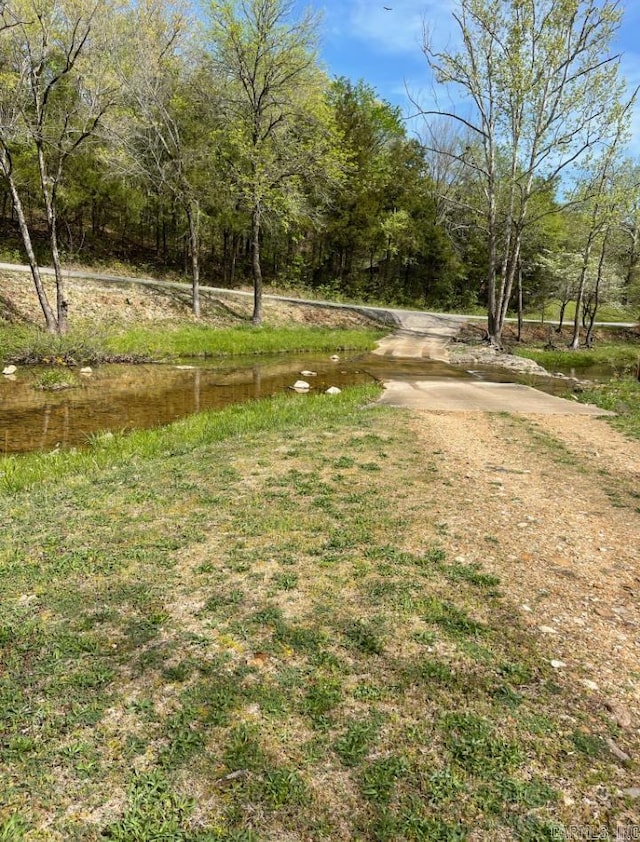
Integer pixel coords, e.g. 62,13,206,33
113,0,217,317
209,0,340,325
421,0,628,347
0,0,124,333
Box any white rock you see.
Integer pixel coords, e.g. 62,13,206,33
330,355,340,361
292,380,310,391
300,370,317,377
2,365,17,376
582,680,599,691
539,626,558,635
521,604,532,612
606,737,631,763
175,365,196,370
325,386,342,395
550,660,567,669
80,366,93,375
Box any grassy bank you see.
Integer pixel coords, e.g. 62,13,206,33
103,324,385,360
574,378,640,440
0,323,384,366
515,342,640,375
0,387,634,840
512,339,640,439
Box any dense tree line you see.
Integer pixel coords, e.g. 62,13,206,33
1,0,638,341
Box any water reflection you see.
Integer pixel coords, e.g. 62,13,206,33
0,351,585,455
0,354,378,454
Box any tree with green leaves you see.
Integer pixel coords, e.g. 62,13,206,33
421,0,629,347
0,0,124,333
568,101,634,348
113,0,217,317
208,0,341,325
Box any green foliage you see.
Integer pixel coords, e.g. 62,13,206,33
333,716,382,767
343,618,385,654
0,813,27,841
31,368,79,390
440,713,522,776
577,378,640,439
103,771,194,840
0,323,116,366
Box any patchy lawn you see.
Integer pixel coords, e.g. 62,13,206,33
1,387,638,840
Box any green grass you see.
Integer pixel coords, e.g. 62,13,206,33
0,387,635,839
523,298,638,324
31,367,81,390
104,323,384,359
576,377,640,440
0,321,383,365
516,341,640,374
0,322,125,366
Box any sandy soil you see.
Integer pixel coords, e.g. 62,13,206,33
0,271,377,330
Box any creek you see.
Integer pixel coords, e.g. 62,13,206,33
0,351,603,455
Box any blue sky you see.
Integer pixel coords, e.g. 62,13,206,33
308,0,640,154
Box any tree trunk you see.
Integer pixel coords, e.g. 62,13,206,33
556,295,568,333
230,234,238,286
2,162,58,332
516,263,523,343
36,145,69,334
570,237,594,350
251,203,263,325
585,229,609,348
623,219,638,304
185,201,201,318
485,170,502,347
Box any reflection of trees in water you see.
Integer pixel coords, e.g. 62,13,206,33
253,366,261,398
40,405,52,450
2,359,375,453
193,370,201,413
38,404,70,451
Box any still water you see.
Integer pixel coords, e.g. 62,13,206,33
0,351,582,455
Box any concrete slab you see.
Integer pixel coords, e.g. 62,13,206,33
377,379,614,415
372,313,463,362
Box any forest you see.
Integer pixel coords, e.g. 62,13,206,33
1,0,639,346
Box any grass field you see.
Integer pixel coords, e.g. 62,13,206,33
1,386,635,840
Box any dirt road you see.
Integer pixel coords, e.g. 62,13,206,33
398,407,640,764
373,307,639,764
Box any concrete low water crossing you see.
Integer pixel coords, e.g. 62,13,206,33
0,308,615,455
0,347,608,455
371,309,614,417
